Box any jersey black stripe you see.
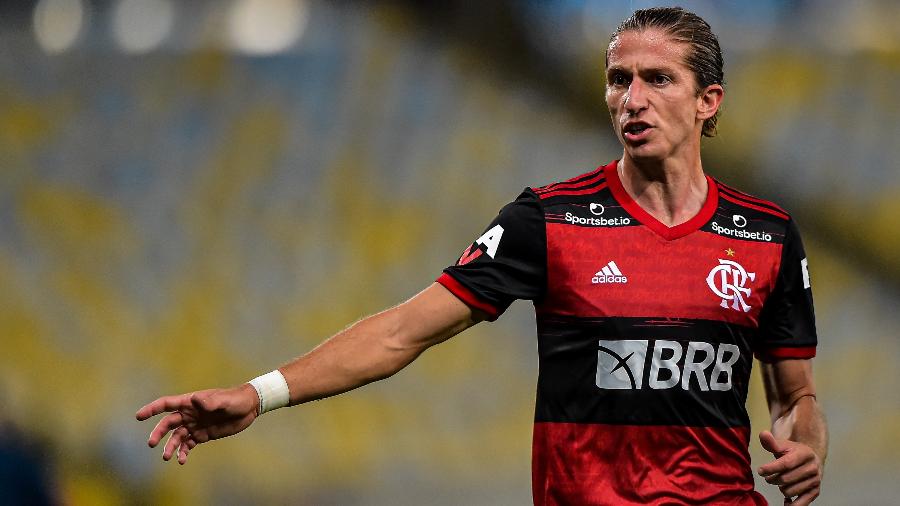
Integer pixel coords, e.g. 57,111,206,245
535,181,608,199
536,183,610,204
534,315,754,428
716,183,788,217
534,168,604,193
717,181,787,211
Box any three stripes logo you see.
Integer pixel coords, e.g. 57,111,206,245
592,260,627,284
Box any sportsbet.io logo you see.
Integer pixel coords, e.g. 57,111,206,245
565,203,631,226
597,339,740,392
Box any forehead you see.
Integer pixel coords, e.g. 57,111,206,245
606,28,690,71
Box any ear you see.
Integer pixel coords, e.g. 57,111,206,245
697,84,724,121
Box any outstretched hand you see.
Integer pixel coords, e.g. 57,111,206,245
758,430,823,505
136,384,259,464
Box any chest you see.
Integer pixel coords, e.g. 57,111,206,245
539,223,782,327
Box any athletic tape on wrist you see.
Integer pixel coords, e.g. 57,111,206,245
248,370,290,415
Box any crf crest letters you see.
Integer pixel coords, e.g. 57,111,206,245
706,259,755,312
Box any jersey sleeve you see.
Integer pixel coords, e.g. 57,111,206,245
436,189,546,321
754,218,818,361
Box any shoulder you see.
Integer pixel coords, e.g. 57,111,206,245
713,178,792,223
703,177,805,247
529,161,616,202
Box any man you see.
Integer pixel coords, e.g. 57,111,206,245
138,7,826,505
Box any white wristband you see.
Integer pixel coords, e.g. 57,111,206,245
248,370,290,415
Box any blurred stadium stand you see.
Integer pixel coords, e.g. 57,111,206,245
0,1,898,504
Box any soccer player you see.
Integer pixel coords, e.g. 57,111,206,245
137,7,826,505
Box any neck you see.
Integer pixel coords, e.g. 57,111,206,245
617,153,708,228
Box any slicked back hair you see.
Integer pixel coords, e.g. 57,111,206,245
607,7,725,137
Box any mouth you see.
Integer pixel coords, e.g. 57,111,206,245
623,121,652,141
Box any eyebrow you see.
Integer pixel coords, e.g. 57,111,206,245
606,64,680,76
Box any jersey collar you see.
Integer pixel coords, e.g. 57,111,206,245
604,160,719,241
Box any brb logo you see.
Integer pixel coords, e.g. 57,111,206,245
596,339,740,391
706,259,755,312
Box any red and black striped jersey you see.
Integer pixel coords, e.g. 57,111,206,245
437,160,817,505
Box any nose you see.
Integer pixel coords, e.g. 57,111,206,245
624,79,648,113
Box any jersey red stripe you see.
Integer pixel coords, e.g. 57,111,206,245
436,273,501,321
540,223,782,325
534,173,596,193
537,183,609,199
717,184,788,215
535,176,607,194
755,346,816,361
532,422,765,505
534,177,607,195
719,192,790,220
534,167,604,193
535,171,606,194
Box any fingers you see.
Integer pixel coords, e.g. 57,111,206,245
136,394,191,421
163,427,200,465
785,487,820,506
759,457,791,477
162,426,189,461
758,446,805,477
763,459,818,485
759,444,817,478
780,475,820,499
177,437,197,465
148,411,185,448
138,390,219,465
759,441,822,504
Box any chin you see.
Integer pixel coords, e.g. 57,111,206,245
625,144,667,162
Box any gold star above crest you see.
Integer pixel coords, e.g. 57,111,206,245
725,248,735,257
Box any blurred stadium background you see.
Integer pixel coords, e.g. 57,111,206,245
1,0,898,504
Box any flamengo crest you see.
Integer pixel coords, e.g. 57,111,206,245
706,259,755,312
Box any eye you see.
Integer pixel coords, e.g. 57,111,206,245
652,74,671,85
609,73,628,86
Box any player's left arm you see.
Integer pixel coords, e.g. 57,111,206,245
758,357,828,505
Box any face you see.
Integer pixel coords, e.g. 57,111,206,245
605,29,721,162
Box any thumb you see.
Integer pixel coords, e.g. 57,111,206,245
759,430,786,456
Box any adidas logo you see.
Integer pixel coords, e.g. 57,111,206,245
592,261,627,284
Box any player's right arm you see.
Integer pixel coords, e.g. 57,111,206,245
136,282,482,464
138,188,545,465
281,281,483,403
